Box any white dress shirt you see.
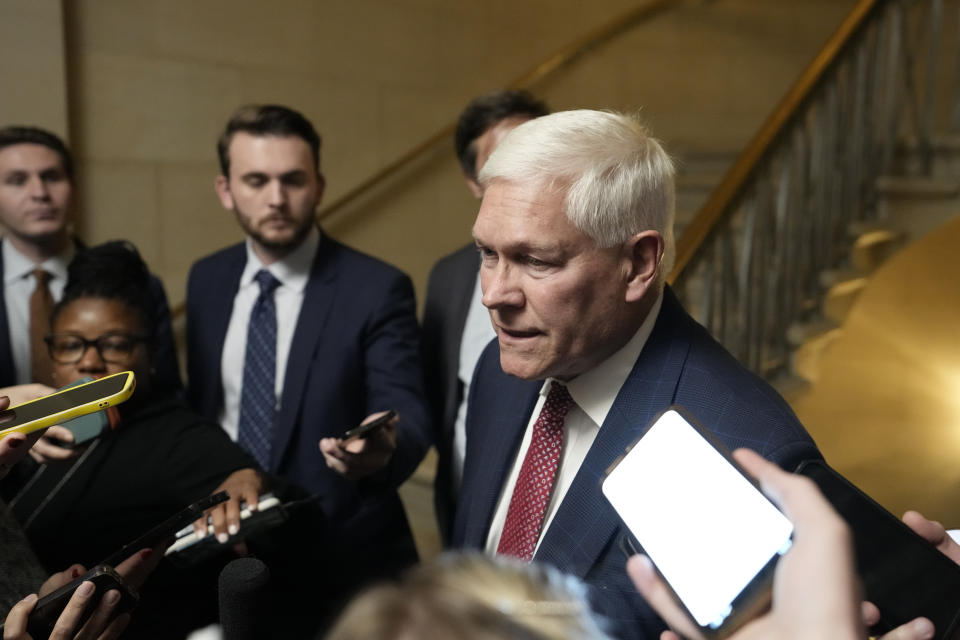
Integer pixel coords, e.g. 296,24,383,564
485,291,664,554
2,239,72,384
452,269,496,490
218,227,319,441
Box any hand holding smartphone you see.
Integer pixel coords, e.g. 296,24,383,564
0,371,135,440
796,460,960,638
22,565,138,638
343,410,397,441
626,447,866,640
602,407,794,637
321,410,399,480
0,491,231,637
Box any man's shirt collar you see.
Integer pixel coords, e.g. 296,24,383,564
3,238,73,285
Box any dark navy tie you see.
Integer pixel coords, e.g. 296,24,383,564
237,269,281,469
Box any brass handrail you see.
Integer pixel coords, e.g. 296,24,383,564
667,0,882,283
167,0,682,321
317,0,680,222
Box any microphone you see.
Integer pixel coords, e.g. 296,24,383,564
218,557,271,640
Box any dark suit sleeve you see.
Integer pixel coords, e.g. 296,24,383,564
421,260,449,440
363,272,432,489
160,411,258,500
184,263,204,413
147,274,183,396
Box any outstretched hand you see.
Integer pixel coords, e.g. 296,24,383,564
319,411,398,481
627,448,865,640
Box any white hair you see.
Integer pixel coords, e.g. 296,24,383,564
478,109,675,276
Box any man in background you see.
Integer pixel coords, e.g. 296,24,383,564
421,90,548,543
0,126,180,394
186,105,431,617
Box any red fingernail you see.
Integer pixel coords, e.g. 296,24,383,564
140,549,153,560
71,567,82,578
7,438,22,448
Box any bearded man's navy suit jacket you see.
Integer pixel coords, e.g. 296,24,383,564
452,286,821,639
186,235,432,583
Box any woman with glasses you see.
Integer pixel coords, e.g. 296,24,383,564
1,241,262,638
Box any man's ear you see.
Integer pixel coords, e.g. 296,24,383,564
314,172,327,207
465,175,484,199
624,231,664,303
214,175,234,210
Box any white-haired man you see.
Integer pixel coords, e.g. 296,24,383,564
451,110,821,639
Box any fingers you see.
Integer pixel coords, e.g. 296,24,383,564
209,504,230,543
233,471,262,515
0,432,31,477
3,593,38,639
862,601,881,627
44,426,75,446
319,437,352,475
733,449,844,536
192,513,210,540
0,384,55,406
626,555,705,640
31,428,80,462
77,588,123,640
876,617,935,640
115,547,164,590
900,511,960,564
40,564,86,597
49,580,96,640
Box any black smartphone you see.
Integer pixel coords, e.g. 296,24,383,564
24,565,138,638
602,407,794,638
796,460,960,639
0,371,135,439
0,492,231,637
100,490,229,567
343,410,396,441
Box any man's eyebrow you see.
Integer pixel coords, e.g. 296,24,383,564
474,238,563,256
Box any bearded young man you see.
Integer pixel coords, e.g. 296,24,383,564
185,105,431,611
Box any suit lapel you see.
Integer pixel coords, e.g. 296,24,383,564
0,242,14,385
270,239,337,470
458,362,540,549
535,288,691,578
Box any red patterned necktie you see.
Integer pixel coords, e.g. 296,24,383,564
497,382,575,561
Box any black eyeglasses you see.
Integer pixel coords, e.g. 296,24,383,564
44,332,152,364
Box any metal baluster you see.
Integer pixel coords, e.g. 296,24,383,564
881,1,904,175
953,0,960,130
920,0,942,174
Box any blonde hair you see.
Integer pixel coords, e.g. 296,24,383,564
324,553,612,640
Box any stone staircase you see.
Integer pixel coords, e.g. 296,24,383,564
780,136,960,399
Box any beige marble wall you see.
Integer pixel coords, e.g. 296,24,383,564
0,0,68,139
58,0,855,310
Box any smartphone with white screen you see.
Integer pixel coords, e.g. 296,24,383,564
602,407,794,637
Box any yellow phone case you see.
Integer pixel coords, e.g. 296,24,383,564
0,371,136,439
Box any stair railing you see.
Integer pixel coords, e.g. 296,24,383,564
667,0,952,377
